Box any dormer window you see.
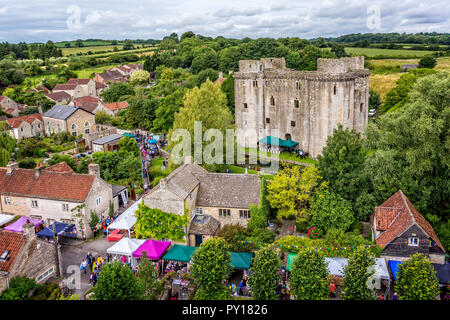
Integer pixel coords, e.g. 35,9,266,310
0,250,10,262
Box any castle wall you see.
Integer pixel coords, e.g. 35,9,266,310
234,56,369,158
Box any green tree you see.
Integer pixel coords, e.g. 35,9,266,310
220,74,235,114
94,110,112,124
100,82,135,103
88,211,99,229
195,68,218,85
118,136,139,156
267,164,321,229
248,245,280,300
18,158,36,169
369,88,381,112
130,70,151,85
418,55,437,69
0,276,37,300
190,238,232,300
289,248,329,300
46,154,77,171
0,148,10,167
309,188,355,233
395,253,440,300
342,247,375,300
94,261,141,300
180,31,196,42
134,204,189,241
122,40,134,51
137,251,164,300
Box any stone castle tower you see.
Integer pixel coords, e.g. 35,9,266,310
233,56,370,158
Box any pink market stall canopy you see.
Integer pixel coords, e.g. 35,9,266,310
3,216,43,233
132,239,171,260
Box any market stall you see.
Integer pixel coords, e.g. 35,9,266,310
230,251,254,270
3,216,43,233
107,237,145,266
36,222,77,239
132,240,171,260
0,214,14,227
162,244,197,263
107,198,141,237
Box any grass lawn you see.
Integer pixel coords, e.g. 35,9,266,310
245,148,318,165
62,45,124,55
226,164,258,174
345,47,437,57
148,157,171,178
370,73,403,99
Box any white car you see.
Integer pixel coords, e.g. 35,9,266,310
368,109,376,117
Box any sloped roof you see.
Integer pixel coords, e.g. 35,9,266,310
6,114,43,128
92,134,123,145
0,167,95,202
189,214,220,235
373,190,445,252
67,78,92,85
0,230,25,272
148,163,208,200
104,101,129,111
44,105,91,120
73,96,100,113
46,161,75,173
44,91,71,102
53,83,78,91
95,81,107,89
194,173,260,209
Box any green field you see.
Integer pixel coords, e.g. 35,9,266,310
345,47,437,57
61,45,125,55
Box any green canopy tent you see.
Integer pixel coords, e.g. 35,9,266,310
122,132,135,138
230,251,254,270
258,136,299,151
286,252,297,271
162,244,197,263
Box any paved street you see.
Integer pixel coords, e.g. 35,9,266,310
59,236,111,299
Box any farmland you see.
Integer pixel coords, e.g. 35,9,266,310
344,47,438,57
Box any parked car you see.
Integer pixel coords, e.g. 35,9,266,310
369,109,376,117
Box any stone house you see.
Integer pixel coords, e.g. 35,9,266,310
69,96,111,115
66,78,96,96
52,83,83,99
0,96,18,114
0,162,114,240
44,91,71,104
103,101,129,116
94,70,127,85
234,56,370,158
371,190,446,264
5,114,44,141
0,223,58,294
143,159,261,246
43,104,95,136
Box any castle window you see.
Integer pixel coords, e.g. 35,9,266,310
260,65,263,71
266,118,270,124
296,82,301,90
360,103,364,112
334,85,337,95
291,121,296,127
294,99,299,108
270,96,275,106
252,80,258,87
243,103,248,109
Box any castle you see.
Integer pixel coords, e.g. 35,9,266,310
233,56,370,158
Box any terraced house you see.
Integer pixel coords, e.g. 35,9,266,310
4,114,44,141
0,162,114,239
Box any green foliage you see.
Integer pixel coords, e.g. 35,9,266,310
418,55,437,69
0,148,10,167
368,88,381,111
118,136,139,156
137,252,164,300
94,110,112,124
248,245,280,300
289,248,329,300
425,214,450,252
88,211,99,229
100,82,135,103
342,247,376,300
220,74,235,114
0,276,37,300
195,68,218,85
126,95,158,130
309,188,355,233
247,206,267,234
190,238,232,300
217,224,255,252
130,70,150,85
46,154,77,171
395,253,440,300
94,261,141,300
18,158,36,169
134,204,189,241
0,59,25,87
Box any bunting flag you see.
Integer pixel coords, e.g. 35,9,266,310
235,240,383,251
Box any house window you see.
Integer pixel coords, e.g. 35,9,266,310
5,197,11,205
266,118,270,124
37,267,55,282
219,209,230,217
62,203,69,212
252,80,258,87
31,200,38,208
270,96,275,106
196,207,203,215
96,197,102,206
294,99,299,108
38,124,41,128
239,210,250,219
408,237,419,247
85,121,90,127
85,129,90,134
243,103,248,109
72,124,77,130
72,132,77,136
291,121,296,127
21,127,24,132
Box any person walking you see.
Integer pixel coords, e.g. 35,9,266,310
80,259,88,275
238,280,244,296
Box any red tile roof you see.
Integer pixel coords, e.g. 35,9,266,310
373,190,445,252
104,101,129,111
0,167,95,202
5,108,16,115
214,78,225,85
44,91,71,102
95,81,107,89
67,78,91,85
73,96,100,113
6,114,43,128
53,84,78,91
0,230,25,272
46,161,75,173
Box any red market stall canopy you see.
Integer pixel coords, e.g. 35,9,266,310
3,216,43,233
132,239,171,260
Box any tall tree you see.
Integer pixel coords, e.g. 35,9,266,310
248,245,280,300
289,248,329,300
94,261,141,300
342,247,375,300
190,238,232,300
395,253,440,300
137,251,164,300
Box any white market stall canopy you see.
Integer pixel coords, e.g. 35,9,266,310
107,237,146,256
0,214,14,226
325,257,390,281
107,198,142,231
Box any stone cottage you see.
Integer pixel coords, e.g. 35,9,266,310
0,162,114,239
0,223,58,294
5,114,44,141
43,104,96,136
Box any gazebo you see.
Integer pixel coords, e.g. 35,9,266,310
258,136,299,153
36,222,77,239
230,251,254,270
107,237,146,265
3,216,43,233
107,198,142,236
162,244,197,263
132,239,171,260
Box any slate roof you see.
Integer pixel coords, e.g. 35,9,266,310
194,173,261,209
372,190,445,252
189,214,220,235
0,167,95,202
44,105,88,120
0,230,25,272
112,185,127,197
92,134,123,145
148,163,208,200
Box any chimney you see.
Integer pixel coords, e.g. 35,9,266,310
6,161,18,175
218,72,223,79
34,162,44,179
88,163,100,177
184,156,193,164
22,222,36,241
38,105,43,114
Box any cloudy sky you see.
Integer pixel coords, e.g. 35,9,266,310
0,0,448,43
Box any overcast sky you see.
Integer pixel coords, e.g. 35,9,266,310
0,0,448,43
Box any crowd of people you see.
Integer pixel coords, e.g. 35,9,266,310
81,252,109,286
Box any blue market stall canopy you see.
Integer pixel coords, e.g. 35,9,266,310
258,136,298,148
388,260,402,281
230,251,254,270
149,139,157,144
37,222,76,239
432,263,450,285
122,132,135,138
